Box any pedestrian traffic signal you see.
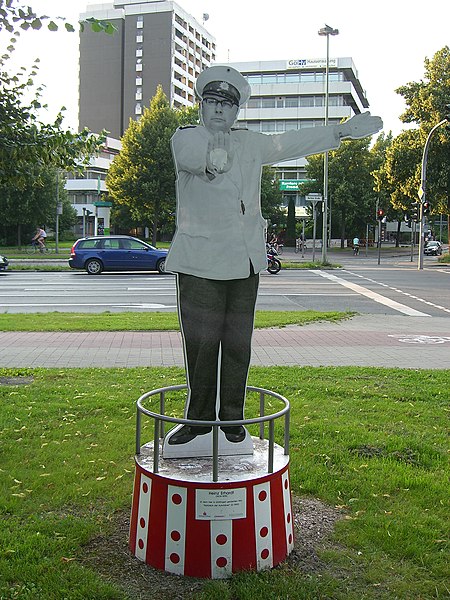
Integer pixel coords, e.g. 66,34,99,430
411,202,420,222
422,201,430,216
376,208,384,220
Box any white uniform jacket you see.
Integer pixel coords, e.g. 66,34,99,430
166,124,341,280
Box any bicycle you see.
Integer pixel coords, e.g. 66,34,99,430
26,241,52,254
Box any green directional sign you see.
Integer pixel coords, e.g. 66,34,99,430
279,179,309,191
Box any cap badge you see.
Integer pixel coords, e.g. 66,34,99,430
218,82,230,91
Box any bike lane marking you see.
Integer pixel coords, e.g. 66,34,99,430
388,334,450,344
314,271,430,317
342,269,450,316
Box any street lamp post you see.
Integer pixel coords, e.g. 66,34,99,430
318,24,339,263
417,118,447,270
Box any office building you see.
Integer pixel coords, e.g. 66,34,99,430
65,137,121,236
78,0,216,139
230,58,370,215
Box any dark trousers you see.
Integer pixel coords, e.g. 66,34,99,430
177,272,259,423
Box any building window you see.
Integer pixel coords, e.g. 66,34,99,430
135,88,142,100
137,20,143,29
285,97,299,108
261,121,276,132
285,73,299,84
136,76,142,86
300,96,315,107
247,98,260,109
174,85,186,98
248,75,263,85
136,62,143,72
135,104,142,115
136,34,143,43
262,97,276,109
136,48,143,57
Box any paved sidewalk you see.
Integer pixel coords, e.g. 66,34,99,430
2,314,450,369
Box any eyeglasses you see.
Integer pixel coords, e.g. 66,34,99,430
202,97,235,110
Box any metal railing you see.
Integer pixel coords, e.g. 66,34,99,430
135,384,290,482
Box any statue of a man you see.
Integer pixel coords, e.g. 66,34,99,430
165,65,382,445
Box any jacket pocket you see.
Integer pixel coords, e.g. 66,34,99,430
173,231,213,273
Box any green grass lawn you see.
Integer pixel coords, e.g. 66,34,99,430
0,310,353,332
0,366,448,599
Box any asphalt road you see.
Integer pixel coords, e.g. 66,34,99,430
1,252,449,317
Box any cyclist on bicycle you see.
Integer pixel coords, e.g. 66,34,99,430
352,236,360,255
32,226,47,251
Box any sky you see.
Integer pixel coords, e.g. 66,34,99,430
3,0,449,136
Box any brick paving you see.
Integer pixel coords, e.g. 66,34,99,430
1,314,449,369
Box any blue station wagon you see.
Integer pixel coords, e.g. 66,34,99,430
69,235,168,275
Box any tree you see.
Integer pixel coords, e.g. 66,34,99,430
302,136,380,246
106,86,180,245
381,46,450,247
259,166,284,230
0,166,77,245
0,1,112,242
372,129,421,242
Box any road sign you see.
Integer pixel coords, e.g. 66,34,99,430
418,186,424,200
306,193,322,205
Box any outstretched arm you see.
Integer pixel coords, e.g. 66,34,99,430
259,111,383,165
335,112,383,140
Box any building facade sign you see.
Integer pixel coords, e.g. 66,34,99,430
287,58,337,69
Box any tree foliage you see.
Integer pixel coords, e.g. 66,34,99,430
0,1,113,244
0,61,105,189
0,167,77,245
106,86,181,245
301,136,382,244
374,46,450,244
0,0,115,35
260,166,284,227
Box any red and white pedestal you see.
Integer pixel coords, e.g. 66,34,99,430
129,437,294,578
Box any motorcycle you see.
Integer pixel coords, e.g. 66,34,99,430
266,244,281,274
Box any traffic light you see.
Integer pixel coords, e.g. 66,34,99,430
422,201,430,216
411,201,420,222
376,208,384,220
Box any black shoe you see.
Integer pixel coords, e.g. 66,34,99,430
221,426,246,443
168,425,212,445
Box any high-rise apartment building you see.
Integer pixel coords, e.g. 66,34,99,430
229,58,370,214
78,0,216,138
